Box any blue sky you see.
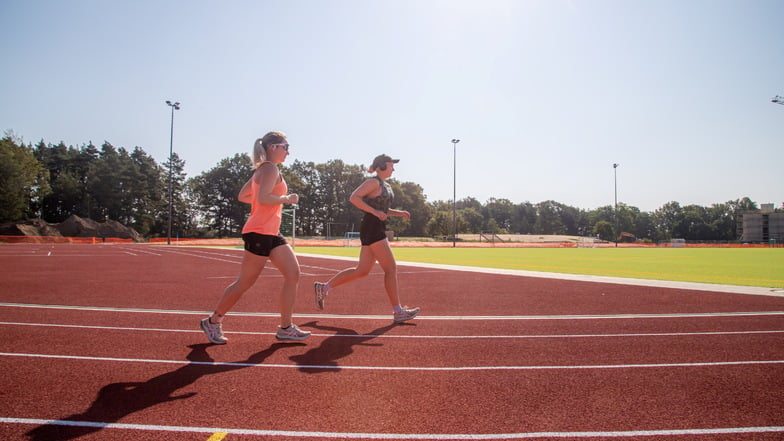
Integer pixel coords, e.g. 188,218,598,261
1,0,782,212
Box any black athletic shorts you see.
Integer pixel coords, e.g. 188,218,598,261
242,233,287,257
360,213,388,246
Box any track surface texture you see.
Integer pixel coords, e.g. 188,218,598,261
1,244,783,440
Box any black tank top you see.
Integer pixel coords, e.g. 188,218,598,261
362,177,394,213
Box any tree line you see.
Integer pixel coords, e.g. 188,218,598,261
1,134,769,242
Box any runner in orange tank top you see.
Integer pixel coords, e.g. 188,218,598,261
200,131,310,343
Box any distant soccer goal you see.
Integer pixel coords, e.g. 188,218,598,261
343,232,360,247
479,232,506,244
577,236,598,248
670,238,686,248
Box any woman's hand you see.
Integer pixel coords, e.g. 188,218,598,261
388,209,409,220
287,193,299,204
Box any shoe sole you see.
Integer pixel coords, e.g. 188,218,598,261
200,320,228,345
314,283,325,310
275,334,311,341
394,311,419,323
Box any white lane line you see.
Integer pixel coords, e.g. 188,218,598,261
3,321,784,340
2,417,784,439
159,249,242,264
2,352,784,372
2,302,783,321
115,246,161,256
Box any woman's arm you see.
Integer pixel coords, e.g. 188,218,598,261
237,175,255,204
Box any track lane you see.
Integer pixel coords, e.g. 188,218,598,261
3,356,783,438
2,244,784,440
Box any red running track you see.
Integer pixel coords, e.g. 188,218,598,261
0,243,783,440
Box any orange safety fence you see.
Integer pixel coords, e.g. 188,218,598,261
147,237,243,246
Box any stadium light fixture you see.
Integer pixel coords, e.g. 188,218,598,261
165,100,181,245
773,95,784,106
613,163,619,248
451,139,460,247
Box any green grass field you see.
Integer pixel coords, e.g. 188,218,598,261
298,247,784,288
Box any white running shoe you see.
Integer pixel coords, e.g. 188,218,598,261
393,306,420,323
200,317,228,345
314,282,328,310
276,324,311,341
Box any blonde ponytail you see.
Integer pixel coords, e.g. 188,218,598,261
252,138,266,168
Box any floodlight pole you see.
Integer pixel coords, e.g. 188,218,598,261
165,100,181,245
613,163,619,248
451,139,460,247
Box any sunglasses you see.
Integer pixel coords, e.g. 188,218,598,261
270,143,290,151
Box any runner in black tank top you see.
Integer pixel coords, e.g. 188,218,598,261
313,154,420,323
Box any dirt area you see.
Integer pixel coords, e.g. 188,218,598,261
0,215,142,243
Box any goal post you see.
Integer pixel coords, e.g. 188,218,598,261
577,236,597,248
281,206,296,248
343,232,360,247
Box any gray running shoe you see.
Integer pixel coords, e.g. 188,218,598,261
200,317,228,345
314,282,328,310
276,324,311,341
393,306,420,323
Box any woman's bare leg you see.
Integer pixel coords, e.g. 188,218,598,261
269,244,300,328
211,251,267,320
368,239,400,306
326,245,377,289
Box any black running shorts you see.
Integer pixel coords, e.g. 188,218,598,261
360,213,388,246
242,233,288,257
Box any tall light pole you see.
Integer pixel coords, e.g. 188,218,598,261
771,96,783,234
613,163,619,248
451,139,460,247
165,100,181,245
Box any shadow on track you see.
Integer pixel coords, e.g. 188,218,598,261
26,342,305,441
289,321,411,373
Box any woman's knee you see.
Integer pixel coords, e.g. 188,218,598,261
381,262,397,274
281,265,301,282
269,245,300,281
356,266,372,277
375,253,397,274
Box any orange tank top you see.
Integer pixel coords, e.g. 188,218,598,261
241,163,288,235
